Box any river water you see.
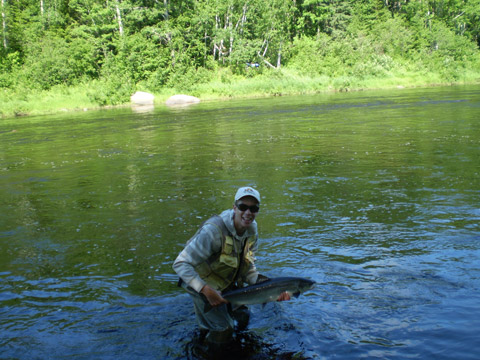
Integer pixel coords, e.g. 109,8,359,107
1,86,479,359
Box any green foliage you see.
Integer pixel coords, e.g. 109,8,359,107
288,34,364,77
21,34,96,90
427,20,478,60
166,66,213,93
228,38,263,74
0,52,22,88
87,76,135,106
415,20,480,81
87,53,135,106
463,0,480,46
299,0,353,36
288,35,330,75
368,17,415,57
113,32,168,83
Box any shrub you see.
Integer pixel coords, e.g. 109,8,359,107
22,35,96,90
369,17,415,58
87,53,135,106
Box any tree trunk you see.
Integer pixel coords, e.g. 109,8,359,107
226,9,233,57
277,43,282,68
163,0,168,20
239,3,247,34
213,14,219,60
1,0,6,49
258,40,276,69
220,39,225,63
261,57,276,69
115,0,124,36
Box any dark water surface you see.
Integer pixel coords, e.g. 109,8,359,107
1,86,479,359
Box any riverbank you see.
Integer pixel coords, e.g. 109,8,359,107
1,67,479,119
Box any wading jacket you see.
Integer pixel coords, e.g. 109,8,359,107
173,209,259,292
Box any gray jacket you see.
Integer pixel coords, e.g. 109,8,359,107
173,209,259,293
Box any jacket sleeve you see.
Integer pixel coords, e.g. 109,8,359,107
172,223,223,293
243,234,260,285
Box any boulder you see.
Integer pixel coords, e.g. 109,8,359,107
166,94,200,106
131,91,155,105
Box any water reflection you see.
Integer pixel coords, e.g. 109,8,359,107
131,104,155,114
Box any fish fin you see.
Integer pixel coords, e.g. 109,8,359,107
293,291,301,298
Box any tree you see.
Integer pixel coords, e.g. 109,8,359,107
463,0,480,46
1,0,479,98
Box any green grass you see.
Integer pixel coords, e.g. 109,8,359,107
0,83,98,118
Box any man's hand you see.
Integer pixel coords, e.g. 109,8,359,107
200,285,228,307
277,291,291,301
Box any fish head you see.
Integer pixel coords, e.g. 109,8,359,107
298,278,316,292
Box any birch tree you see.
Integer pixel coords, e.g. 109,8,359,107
115,0,124,36
1,0,6,49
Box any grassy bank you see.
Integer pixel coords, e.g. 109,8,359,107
1,67,480,119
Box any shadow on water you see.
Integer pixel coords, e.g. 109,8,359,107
185,330,310,360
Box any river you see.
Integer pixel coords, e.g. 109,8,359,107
1,85,479,359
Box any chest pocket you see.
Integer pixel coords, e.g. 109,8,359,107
244,239,256,264
219,236,239,268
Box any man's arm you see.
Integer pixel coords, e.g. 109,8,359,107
243,235,260,285
172,223,222,293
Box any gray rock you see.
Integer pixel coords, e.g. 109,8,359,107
131,91,155,105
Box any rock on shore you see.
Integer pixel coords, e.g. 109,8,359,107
131,91,155,105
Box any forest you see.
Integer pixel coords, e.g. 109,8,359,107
1,0,480,117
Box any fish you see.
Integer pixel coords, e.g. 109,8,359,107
204,276,315,312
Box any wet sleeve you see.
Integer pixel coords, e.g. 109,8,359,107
172,223,222,293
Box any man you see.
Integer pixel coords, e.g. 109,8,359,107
173,186,289,345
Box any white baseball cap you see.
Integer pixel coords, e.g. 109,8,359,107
234,187,261,204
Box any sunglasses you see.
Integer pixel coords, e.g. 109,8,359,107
237,203,260,213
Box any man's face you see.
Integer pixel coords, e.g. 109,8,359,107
233,196,259,234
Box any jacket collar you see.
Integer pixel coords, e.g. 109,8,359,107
220,209,256,240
